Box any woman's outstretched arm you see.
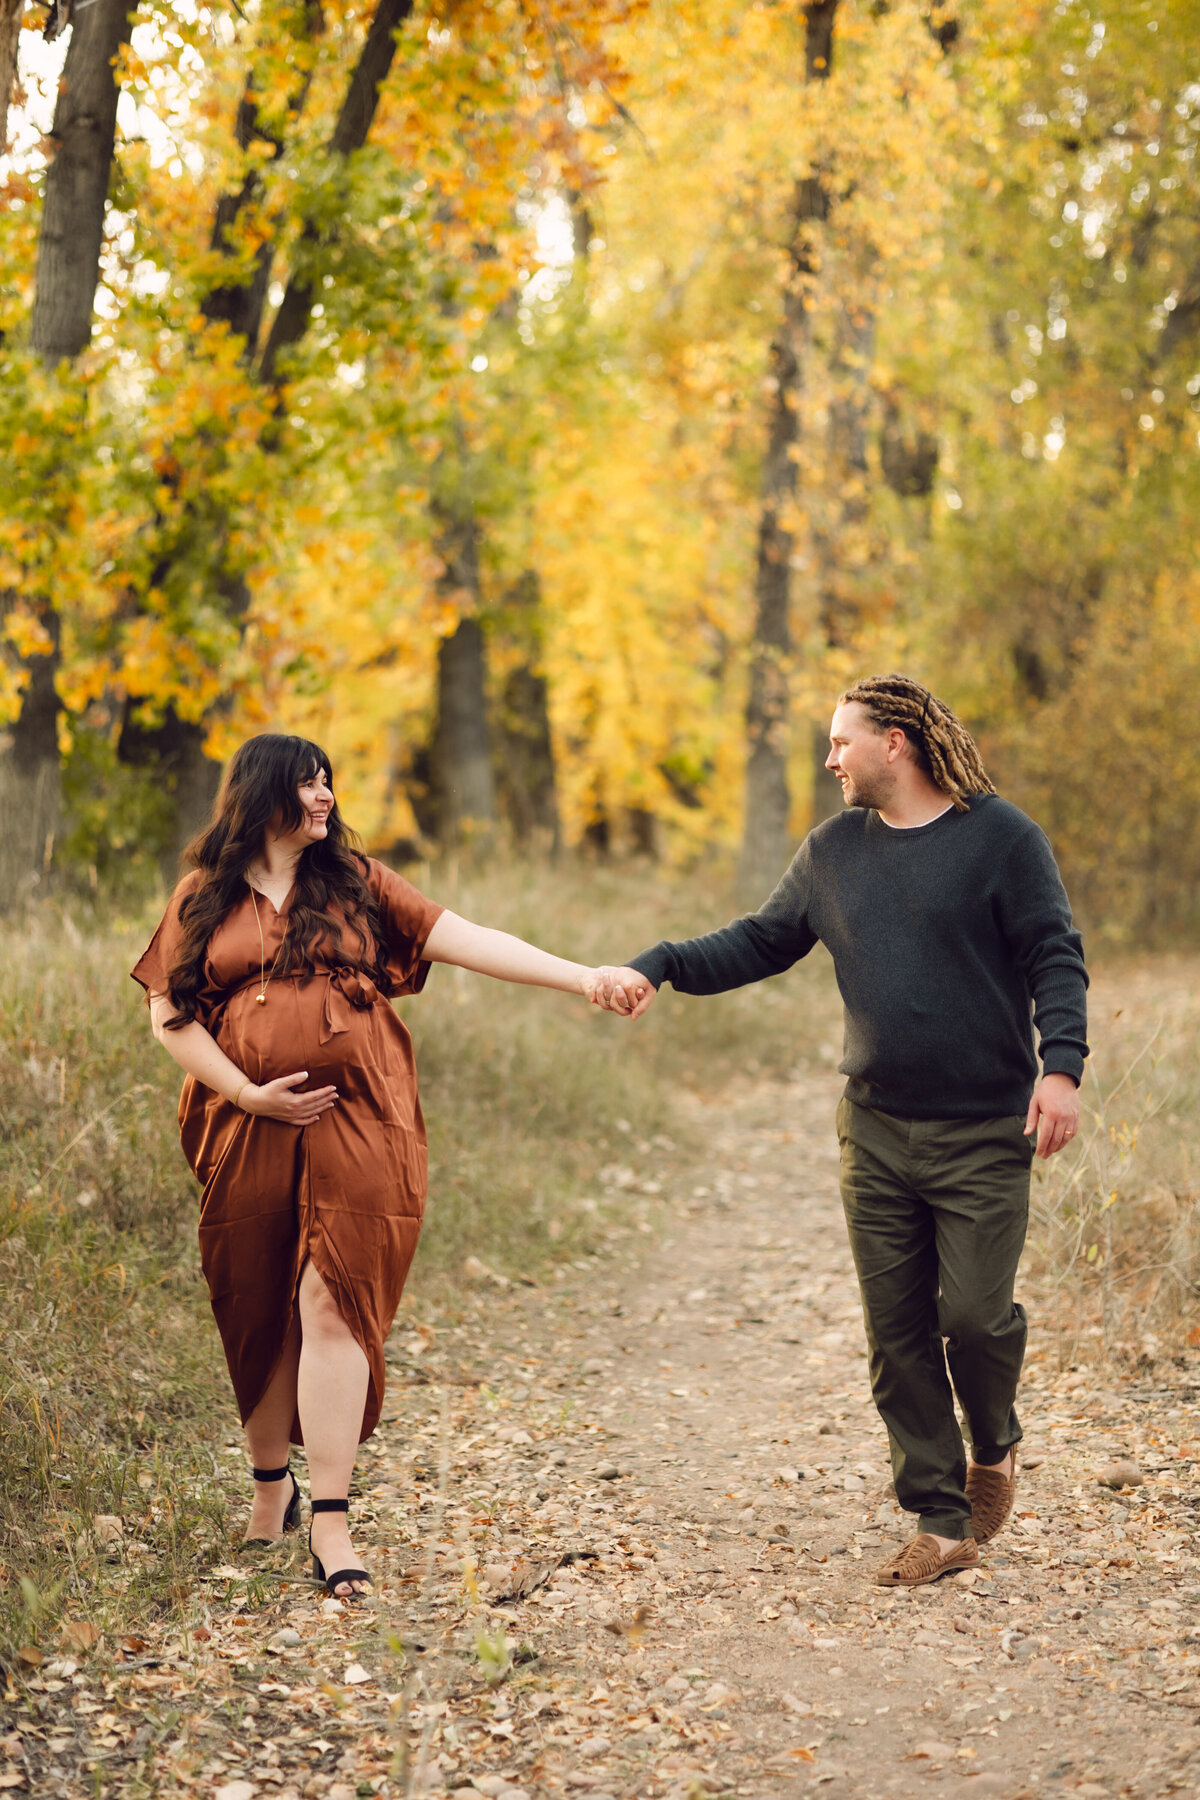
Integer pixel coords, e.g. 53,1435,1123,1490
423,910,602,999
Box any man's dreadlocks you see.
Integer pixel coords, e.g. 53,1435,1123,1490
839,673,996,813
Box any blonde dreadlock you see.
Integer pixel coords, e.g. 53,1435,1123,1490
839,673,996,813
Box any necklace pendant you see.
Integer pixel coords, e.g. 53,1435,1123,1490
257,992,267,1006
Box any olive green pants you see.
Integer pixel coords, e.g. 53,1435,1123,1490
836,1097,1034,1540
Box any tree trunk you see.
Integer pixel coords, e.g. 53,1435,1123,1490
0,0,21,155
494,571,559,852
737,2,837,904
117,705,222,883
1,0,133,907
429,505,496,847
433,621,496,849
0,613,62,908
808,277,875,828
31,0,135,365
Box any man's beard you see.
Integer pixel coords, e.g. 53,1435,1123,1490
841,772,894,811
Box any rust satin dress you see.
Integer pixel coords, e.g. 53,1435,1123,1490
131,860,443,1445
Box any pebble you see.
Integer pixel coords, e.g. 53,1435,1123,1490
579,1736,611,1758
320,1598,345,1616
911,1740,956,1761
1098,1459,1143,1489
595,1463,620,1480
92,1514,124,1548
215,1785,256,1800
270,1628,301,1647
702,1681,734,1706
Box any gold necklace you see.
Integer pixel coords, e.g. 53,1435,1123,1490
247,881,286,1005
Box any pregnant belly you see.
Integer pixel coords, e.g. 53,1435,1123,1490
215,976,419,1127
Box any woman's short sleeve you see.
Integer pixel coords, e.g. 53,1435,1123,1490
131,870,203,1000
368,859,444,997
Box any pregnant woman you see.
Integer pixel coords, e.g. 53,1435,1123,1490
133,733,605,1598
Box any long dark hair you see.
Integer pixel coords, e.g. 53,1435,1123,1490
163,734,392,1027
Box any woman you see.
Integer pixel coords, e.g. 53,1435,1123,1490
133,733,607,1599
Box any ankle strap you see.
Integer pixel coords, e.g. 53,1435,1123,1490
252,1464,291,1482
311,1497,350,1514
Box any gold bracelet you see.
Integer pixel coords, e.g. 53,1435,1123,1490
233,1080,250,1111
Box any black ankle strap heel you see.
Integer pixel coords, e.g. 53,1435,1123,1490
309,1497,371,1600
243,1463,301,1546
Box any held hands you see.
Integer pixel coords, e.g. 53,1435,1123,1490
583,966,659,1020
240,1071,339,1126
1024,1071,1080,1159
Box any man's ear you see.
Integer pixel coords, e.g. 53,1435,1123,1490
886,726,909,763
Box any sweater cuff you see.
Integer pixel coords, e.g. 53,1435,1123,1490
628,945,671,989
1042,1049,1085,1086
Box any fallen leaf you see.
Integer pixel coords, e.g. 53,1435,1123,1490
494,1558,560,1603
601,1604,652,1645
343,1664,370,1685
59,1621,100,1653
16,1649,41,1669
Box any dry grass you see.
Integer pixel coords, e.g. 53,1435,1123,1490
1026,954,1200,1366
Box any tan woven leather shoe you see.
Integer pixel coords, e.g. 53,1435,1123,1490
966,1452,1016,1545
874,1533,979,1587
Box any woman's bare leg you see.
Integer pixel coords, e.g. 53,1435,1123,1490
242,1312,301,1540
297,1258,371,1595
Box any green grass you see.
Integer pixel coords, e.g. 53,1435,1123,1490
0,857,836,1667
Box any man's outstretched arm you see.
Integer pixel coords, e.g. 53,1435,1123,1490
597,842,819,1018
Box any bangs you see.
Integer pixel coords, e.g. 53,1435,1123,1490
285,737,332,785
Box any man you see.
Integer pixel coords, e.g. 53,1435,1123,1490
600,674,1088,1586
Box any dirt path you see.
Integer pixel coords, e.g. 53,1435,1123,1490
11,1072,1200,1799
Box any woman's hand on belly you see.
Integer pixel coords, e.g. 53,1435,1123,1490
242,1071,340,1125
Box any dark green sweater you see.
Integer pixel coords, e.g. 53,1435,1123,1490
630,796,1088,1120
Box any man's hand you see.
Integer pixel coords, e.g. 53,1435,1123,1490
1025,1072,1080,1159
593,966,658,1020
